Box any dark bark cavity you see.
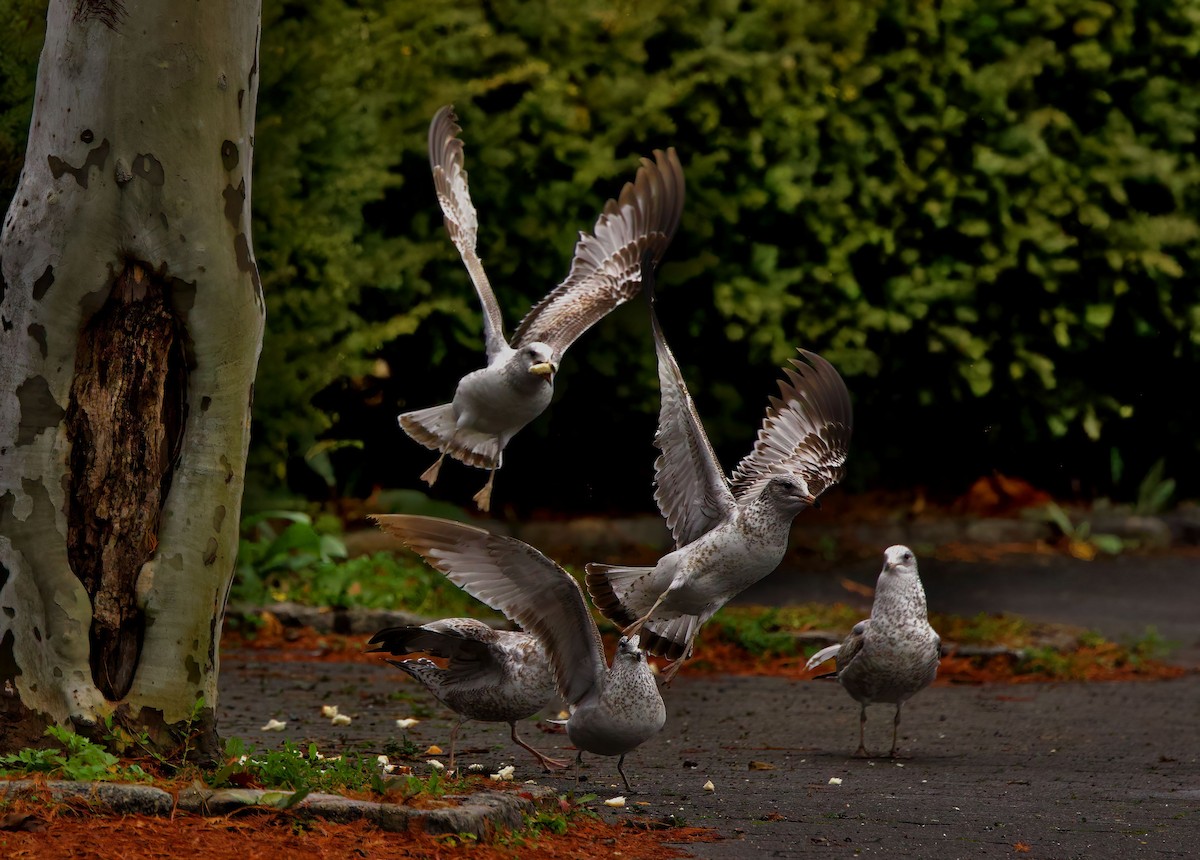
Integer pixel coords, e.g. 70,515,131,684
65,262,188,702
47,139,111,189
15,376,65,445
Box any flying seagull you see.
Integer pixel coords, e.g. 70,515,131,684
805,545,941,757
373,514,666,793
399,105,686,511
368,618,566,772
586,263,853,681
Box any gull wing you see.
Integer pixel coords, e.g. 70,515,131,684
729,350,853,504
368,618,502,685
646,260,737,548
429,105,507,359
836,619,869,673
372,515,606,706
511,148,685,359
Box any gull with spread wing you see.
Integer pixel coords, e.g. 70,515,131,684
586,265,853,681
373,514,666,793
368,618,566,773
399,106,685,511
805,545,941,757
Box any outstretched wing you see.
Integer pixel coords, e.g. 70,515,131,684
730,350,853,505
429,105,507,359
371,515,606,706
511,148,685,359
646,259,737,548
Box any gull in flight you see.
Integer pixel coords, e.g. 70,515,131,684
586,262,852,681
399,106,685,511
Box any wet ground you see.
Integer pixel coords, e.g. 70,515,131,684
218,552,1200,858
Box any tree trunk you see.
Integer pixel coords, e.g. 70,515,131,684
0,0,263,760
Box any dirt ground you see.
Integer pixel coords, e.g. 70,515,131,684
217,649,1200,859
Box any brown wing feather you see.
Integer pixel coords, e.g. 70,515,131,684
512,148,685,357
730,349,853,503
428,105,507,358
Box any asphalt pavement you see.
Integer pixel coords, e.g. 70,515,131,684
218,551,1200,858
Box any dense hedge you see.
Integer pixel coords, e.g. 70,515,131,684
4,0,1198,509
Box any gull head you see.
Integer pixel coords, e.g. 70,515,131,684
882,545,918,576
616,634,646,663
763,474,820,512
521,342,557,385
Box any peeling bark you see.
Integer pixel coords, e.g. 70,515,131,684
0,0,264,756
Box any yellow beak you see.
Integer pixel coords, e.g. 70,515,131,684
529,361,555,379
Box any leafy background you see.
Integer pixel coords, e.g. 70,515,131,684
3,0,1198,512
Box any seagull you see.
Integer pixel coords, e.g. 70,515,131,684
372,514,666,793
585,262,853,681
805,545,941,757
399,105,685,511
367,618,567,772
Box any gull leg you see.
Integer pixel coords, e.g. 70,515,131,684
472,468,497,512
622,593,667,638
854,704,870,757
447,717,466,774
510,721,570,771
659,642,693,686
616,754,633,795
420,452,446,486
890,704,902,758
574,750,586,789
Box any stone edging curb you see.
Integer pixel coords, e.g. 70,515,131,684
0,779,558,836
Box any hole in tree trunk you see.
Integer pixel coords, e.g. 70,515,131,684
65,261,188,701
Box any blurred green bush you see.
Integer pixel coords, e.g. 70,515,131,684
4,0,1198,506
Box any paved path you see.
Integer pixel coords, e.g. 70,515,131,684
219,551,1200,857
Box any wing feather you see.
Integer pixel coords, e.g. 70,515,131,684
512,148,685,358
647,269,737,547
730,349,853,504
429,105,507,359
371,515,606,706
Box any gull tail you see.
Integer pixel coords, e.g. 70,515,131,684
641,615,699,662
805,643,840,672
398,404,500,470
383,657,445,689
584,563,654,628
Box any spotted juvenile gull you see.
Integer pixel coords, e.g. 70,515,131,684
367,618,565,772
373,514,666,793
585,263,853,681
805,545,941,757
398,105,686,511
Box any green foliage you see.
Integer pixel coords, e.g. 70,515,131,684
0,0,44,204
233,511,499,618
4,0,1197,500
208,738,438,797
0,726,149,782
1134,459,1176,516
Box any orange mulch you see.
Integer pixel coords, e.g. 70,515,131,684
0,802,719,859
222,623,1190,685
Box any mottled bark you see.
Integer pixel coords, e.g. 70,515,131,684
0,0,263,757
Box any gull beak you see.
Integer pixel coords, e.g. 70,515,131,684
529,361,555,383
805,495,821,510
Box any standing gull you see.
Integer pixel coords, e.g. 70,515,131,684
585,264,853,681
367,618,565,772
373,514,666,793
805,545,941,757
399,105,685,511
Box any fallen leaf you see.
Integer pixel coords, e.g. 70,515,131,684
1014,843,1032,853
703,780,715,792
260,719,287,732
604,796,626,808
425,745,443,755
748,760,775,770
395,718,419,729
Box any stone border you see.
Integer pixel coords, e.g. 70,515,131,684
0,779,558,836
